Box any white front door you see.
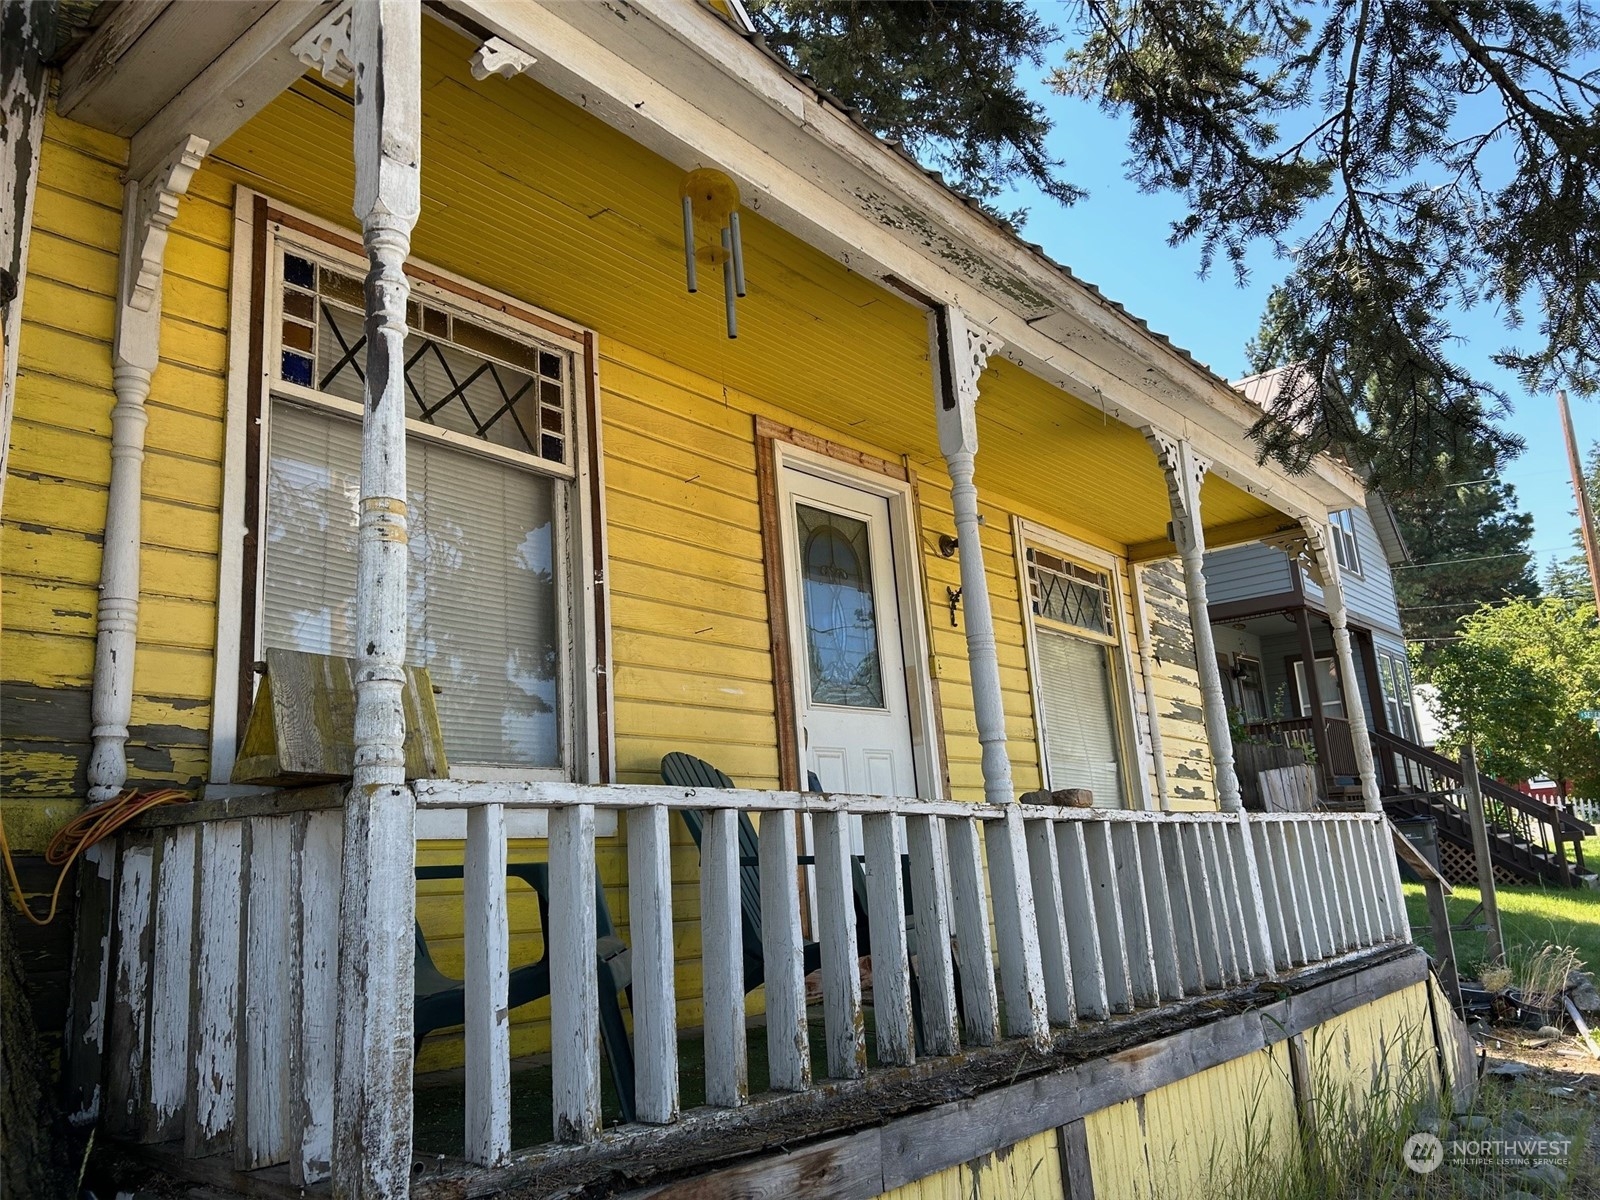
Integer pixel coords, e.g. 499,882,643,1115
779,466,917,800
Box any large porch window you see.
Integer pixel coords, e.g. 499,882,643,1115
1021,537,1137,808
244,223,598,777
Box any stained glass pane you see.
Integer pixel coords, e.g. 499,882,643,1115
1027,548,1111,635
797,503,883,708
278,249,568,466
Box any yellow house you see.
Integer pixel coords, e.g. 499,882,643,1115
0,3,1469,1198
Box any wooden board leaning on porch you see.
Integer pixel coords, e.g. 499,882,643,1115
231,648,448,784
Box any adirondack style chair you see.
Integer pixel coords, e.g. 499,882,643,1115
661,752,948,1051
413,861,637,1123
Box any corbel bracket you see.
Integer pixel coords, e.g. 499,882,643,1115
470,36,536,81
292,0,355,87
125,134,210,313
953,316,1004,413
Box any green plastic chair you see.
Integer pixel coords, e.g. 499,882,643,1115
412,861,636,1123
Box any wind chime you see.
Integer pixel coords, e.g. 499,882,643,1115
680,167,746,338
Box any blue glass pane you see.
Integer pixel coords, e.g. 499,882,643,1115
281,351,314,387
284,253,315,288
797,503,883,708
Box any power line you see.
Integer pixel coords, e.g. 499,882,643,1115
1393,548,1563,569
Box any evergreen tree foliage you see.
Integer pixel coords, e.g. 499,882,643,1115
1545,441,1600,601
1388,469,1538,665
750,1,1078,216
1056,1,1600,483
1427,597,1600,796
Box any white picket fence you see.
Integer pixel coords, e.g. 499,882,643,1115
87,787,1407,1180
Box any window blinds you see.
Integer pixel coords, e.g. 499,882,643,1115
1035,628,1123,808
263,401,561,768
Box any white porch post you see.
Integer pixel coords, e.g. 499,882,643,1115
1299,520,1382,812
930,307,1049,1044
1146,430,1241,811
86,135,209,802
931,306,1011,805
332,2,421,1196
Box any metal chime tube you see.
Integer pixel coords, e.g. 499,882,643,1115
722,228,738,338
681,194,698,293
729,210,746,296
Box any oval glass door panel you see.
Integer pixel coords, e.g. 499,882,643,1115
796,502,884,708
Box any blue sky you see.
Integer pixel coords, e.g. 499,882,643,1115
994,29,1594,583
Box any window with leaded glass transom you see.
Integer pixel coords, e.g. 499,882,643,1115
259,236,588,775
1024,542,1131,808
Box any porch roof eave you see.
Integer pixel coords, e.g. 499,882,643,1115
436,0,1368,522
57,0,1365,525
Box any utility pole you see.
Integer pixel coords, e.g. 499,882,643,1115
1558,389,1600,613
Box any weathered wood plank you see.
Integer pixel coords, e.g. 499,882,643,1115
291,809,340,1187
630,805,683,1118
549,804,601,1140
1055,820,1109,1020
1026,818,1076,1026
1158,823,1203,995
1060,1117,1095,1200
945,817,999,1046
63,842,117,1126
1137,823,1183,1001
106,834,155,1137
986,808,1049,1044
1200,824,1241,984
862,813,915,1064
1110,823,1158,1007
701,807,749,1105
1182,822,1224,989
1083,821,1132,1013
145,824,196,1142
1341,821,1376,946
1214,821,1256,978
464,803,511,1164
904,813,959,1056
1285,822,1325,963
1267,821,1307,967
814,811,865,1080
1250,820,1291,973
1230,816,1275,978
237,817,294,1169
630,1127,884,1200
758,808,810,1092
187,819,244,1158
1320,821,1354,953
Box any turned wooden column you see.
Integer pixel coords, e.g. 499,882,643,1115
331,2,422,1196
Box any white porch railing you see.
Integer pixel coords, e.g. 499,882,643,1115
85,788,1407,1182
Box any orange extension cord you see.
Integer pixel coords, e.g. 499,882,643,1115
0,788,187,926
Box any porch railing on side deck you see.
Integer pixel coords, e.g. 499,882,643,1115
88,788,1409,1182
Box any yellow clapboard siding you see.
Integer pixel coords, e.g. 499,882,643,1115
872,1128,1063,1200
1,525,102,589
610,593,771,651
3,577,215,649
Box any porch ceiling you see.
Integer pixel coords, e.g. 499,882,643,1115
198,18,1281,550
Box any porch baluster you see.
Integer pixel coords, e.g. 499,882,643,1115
1180,823,1225,989
1025,818,1077,1027
904,814,960,1056
1083,822,1133,1013
700,808,749,1105
814,811,867,1079
550,804,602,1137
862,813,917,1063
1157,822,1205,995
1137,824,1184,1001
1054,821,1110,1020
945,817,1000,1045
757,808,811,1091
1249,821,1291,972
335,1,423,1193
1111,823,1159,1006
464,803,511,1164
630,805,684,1118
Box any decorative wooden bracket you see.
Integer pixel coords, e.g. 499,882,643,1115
125,133,208,313
935,305,1003,457
470,36,536,81
292,0,355,87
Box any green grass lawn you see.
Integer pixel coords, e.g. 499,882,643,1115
1404,879,1600,981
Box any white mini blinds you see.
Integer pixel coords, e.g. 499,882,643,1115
263,243,572,770
1026,547,1125,808
1329,509,1362,576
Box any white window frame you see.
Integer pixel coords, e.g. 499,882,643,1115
1329,509,1363,577
1014,518,1150,810
208,192,611,796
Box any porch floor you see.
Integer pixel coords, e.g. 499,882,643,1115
414,1004,886,1156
